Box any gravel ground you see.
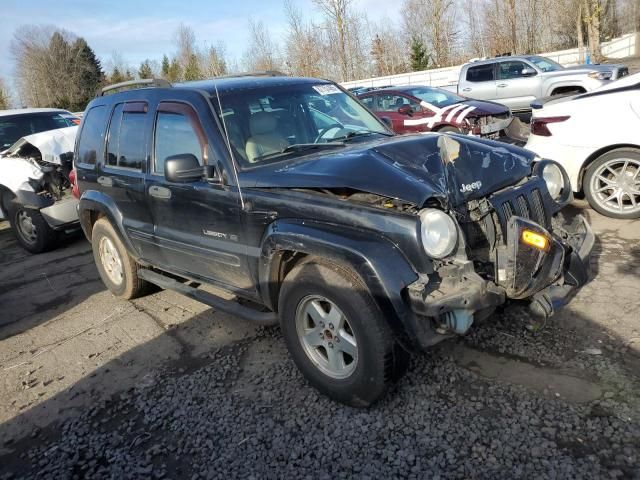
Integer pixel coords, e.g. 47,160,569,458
1,203,639,479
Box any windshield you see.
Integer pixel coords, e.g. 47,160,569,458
0,112,73,150
525,56,564,72
212,82,389,167
403,86,465,108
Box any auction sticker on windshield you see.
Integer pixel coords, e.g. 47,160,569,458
313,84,341,95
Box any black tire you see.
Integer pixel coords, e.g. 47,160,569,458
437,126,460,134
279,260,409,407
583,148,640,219
8,204,57,254
91,218,149,299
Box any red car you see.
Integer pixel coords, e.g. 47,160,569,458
358,86,513,137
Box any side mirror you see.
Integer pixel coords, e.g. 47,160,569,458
380,116,393,129
397,105,413,116
521,67,537,77
165,154,203,183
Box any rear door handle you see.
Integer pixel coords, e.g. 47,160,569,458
497,83,508,88
149,185,172,199
97,176,113,187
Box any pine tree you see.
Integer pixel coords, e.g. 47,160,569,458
161,55,170,79
110,67,125,84
409,37,430,71
70,38,103,111
167,58,182,82
138,60,153,79
124,69,134,81
183,53,201,81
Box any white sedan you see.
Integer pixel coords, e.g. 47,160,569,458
525,73,640,218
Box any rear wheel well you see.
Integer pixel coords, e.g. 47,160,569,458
578,144,640,191
82,209,106,239
550,86,586,96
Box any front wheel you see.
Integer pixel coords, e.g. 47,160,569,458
584,148,640,219
279,260,408,407
9,205,57,253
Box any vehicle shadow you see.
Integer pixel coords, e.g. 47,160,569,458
0,223,103,339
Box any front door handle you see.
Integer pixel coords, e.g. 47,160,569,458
149,185,172,199
97,176,113,187
497,83,508,88
462,87,472,92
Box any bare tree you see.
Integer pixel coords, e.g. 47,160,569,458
402,0,458,66
175,24,197,71
583,0,603,60
313,0,352,80
243,19,281,71
284,0,323,77
200,42,228,77
0,77,10,109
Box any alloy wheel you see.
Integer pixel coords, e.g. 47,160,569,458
295,295,358,379
16,210,38,245
99,237,124,286
590,158,640,215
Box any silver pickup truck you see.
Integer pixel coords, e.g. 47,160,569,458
455,55,628,111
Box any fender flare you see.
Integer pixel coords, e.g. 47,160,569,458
78,190,140,257
258,219,419,337
543,79,587,96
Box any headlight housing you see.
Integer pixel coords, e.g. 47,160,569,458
588,70,612,80
541,162,564,200
419,209,458,259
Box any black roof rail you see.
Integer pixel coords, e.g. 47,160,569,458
97,78,172,97
213,70,287,79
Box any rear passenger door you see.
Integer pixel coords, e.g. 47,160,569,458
98,101,156,258
460,63,497,100
145,101,254,292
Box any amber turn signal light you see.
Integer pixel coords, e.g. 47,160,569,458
521,229,550,252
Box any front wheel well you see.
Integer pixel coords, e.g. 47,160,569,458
267,250,309,311
578,144,640,191
80,209,106,240
550,86,586,96
0,186,16,218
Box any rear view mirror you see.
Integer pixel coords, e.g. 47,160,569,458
165,154,203,183
397,105,414,116
521,67,537,77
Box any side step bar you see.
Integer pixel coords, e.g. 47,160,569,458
138,269,278,326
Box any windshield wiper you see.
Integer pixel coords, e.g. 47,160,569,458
333,130,393,142
253,142,346,162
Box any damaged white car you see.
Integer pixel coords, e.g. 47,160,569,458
0,125,80,253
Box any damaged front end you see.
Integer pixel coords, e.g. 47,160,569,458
0,126,79,228
405,142,593,348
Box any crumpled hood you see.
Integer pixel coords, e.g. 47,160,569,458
2,126,78,164
245,133,534,207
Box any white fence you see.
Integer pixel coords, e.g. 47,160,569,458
341,32,638,90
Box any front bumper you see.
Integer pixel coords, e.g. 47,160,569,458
406,212,594,345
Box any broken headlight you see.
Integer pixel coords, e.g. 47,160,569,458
419,209,458,259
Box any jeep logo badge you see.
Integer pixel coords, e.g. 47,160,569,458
460,181,482,193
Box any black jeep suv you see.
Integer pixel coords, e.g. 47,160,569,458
74,74,593,406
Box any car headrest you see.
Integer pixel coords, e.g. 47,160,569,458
249,112,278,136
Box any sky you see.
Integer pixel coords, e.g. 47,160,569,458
0,0,401,85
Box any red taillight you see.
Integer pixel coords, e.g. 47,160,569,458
69,169,80,199
531,116,570,137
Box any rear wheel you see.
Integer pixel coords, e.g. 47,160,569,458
91,218,149,299
584,148,640,219
9,205,57,254
279,260,409,407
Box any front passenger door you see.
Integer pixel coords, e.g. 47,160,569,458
145,101,254,293
495,60,540,110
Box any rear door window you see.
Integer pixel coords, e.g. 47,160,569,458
466,64,495,82
76,105,108,166
153,102,206,175
106,102,148,170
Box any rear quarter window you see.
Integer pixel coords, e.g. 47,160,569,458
76,106,108,166
466,64,495,82
106,102,148,170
